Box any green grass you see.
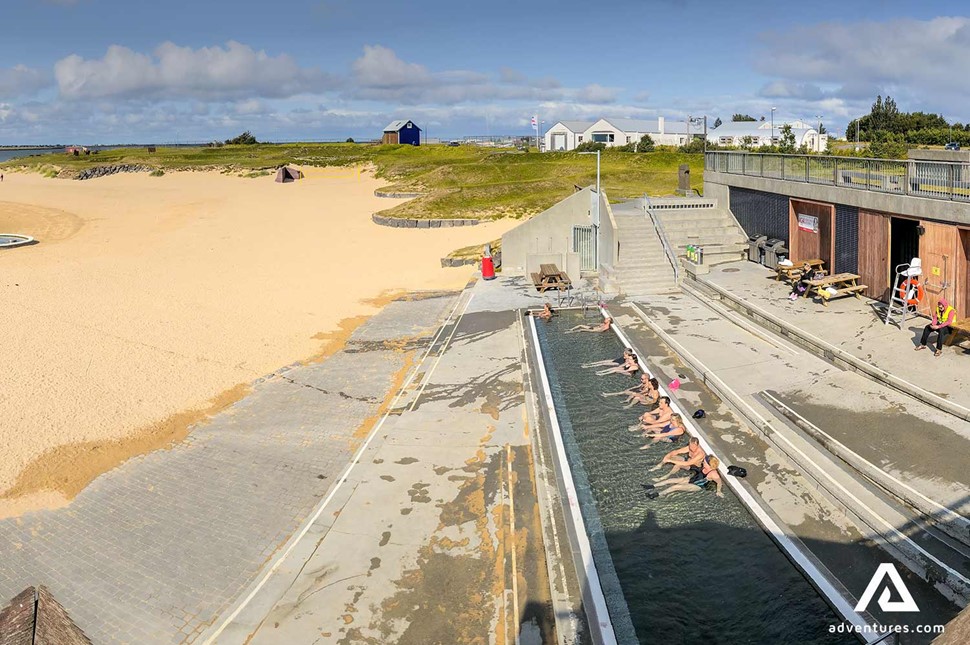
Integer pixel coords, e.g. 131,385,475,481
2,143,704,220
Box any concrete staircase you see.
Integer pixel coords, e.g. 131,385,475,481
610,203,677,296
650,204,747,266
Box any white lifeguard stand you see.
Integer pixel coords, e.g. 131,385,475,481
885,258,922,328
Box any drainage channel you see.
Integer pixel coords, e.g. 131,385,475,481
530,308,863,644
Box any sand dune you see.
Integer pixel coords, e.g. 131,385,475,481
0,168,514,517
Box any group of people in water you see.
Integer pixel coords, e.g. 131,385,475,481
561,314,724,499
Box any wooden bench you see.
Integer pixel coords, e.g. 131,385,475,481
532,263,572,293
776,258,826,282
945,318,970,346
806,273,868,306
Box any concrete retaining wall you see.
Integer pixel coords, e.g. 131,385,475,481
371,214,480,228
373,190,423,198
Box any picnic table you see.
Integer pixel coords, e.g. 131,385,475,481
945,318,970,347
805,273,867,306
776,258,826,282
531,263,572,293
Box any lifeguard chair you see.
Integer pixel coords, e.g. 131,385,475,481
885,258,923,328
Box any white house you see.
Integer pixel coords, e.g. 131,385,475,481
706,119,828,152
543,117,693,151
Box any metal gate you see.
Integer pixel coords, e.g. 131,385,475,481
573,225,597,272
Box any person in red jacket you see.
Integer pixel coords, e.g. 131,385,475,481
915,298,956,357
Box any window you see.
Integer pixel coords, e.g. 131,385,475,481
406,122,412,128
591,132,615,143
577,135,584,142
626,136,631,143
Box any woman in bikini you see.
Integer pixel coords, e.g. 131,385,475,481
639,413,687,446
582,348,632,369
565,317,612,333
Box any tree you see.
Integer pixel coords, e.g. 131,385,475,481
225,131,258,145
636,134,654,152
779,124,796,153
345,137,355,143
732,114,757,122
713,117,723,128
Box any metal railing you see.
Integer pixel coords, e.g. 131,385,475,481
706,151,970,203
642,195,680,281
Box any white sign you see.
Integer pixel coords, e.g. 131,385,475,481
797,213,819,233
854,564,919,613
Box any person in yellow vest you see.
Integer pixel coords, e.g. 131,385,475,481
915,298,956,357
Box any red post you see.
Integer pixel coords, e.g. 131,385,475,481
481,256,496,280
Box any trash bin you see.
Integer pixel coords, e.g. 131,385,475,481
764,239,789,269
747,234,767,264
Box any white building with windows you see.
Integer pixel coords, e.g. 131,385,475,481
706,119,828,152
543,117,693,151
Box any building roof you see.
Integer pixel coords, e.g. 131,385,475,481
552,120,594,133
596,117,690,135
710,120,813,136
383,120,421,132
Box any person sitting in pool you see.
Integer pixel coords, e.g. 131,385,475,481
650,436,705,477
602,372,653,398
639,413,687,446
531,302,555,320
644,455,723,499
623,377,660,409
565,317,612,334
582,348,632,369
630,397,672,432
596,353,639,376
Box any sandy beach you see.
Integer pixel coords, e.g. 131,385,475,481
0,167,515,517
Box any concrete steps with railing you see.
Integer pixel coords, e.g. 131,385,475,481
610,205,677,296
650,206,747,267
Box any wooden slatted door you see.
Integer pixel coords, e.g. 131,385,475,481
858,210,890,301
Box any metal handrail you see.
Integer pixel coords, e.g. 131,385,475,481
643,195,680,281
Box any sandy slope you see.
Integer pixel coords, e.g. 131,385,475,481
0,167,514,516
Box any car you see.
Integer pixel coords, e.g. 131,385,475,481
447,140,461,147
944,142,961,151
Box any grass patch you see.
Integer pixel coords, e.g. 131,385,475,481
149,169,165,177
2,143,704,220
447,238,501,261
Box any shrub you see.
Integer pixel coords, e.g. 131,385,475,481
225,131,258,145
149,169,165,177
574,141,606,152
346,137,355,143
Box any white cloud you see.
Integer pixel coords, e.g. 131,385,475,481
54,41,336,100
352,45,432,89
0,65,51,98
575,84,617,104
757,17,970,120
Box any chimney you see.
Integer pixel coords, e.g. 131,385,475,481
658,116,665,134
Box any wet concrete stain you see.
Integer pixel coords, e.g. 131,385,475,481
380,475,395,482
400,508,412,515
379,531,391,547
368,557,381,572
407,483,432,504
395,457,418,465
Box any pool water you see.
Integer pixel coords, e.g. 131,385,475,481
535,312,851,644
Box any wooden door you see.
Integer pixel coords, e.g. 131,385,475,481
959,230,970,319
858,210,890,301
918,221,958,316
790,199,834,270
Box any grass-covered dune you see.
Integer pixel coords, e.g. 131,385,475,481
3,143,704,220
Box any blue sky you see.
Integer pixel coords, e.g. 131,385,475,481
1,0,968,143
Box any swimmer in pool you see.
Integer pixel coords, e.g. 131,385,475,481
530,302,555,320
630,397,672,432
603,372,652,399
623,377,660,409
639,413,686,446
650,436,705,478
643,455,723,498
582,348,632,369
565,317,612,333
596,353,639,375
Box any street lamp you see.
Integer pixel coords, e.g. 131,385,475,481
578,150,601,227
770,107,776,146
815,115,823,152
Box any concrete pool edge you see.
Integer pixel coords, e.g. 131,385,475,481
609,303,880,642
527,313,622,644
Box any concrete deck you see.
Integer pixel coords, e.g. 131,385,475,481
702,261,970,421
0,281,573,645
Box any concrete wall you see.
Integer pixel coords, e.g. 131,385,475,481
501,187,594,283
705,170,970,225
598,191,617,269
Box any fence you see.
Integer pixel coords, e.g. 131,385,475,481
706,151,970,203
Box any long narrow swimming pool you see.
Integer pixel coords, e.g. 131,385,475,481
534,311,853,644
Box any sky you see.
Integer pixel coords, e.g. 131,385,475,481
1,0,968,144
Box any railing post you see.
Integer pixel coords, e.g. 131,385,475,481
866,160,871,190
760,154,764,177
833,158,838,186
950,164,955,201
805,156,810,183
781,156,786,180
904,162,910,195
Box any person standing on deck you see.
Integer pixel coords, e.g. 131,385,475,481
915,298,956,357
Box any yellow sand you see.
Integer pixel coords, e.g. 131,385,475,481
0,167,515,517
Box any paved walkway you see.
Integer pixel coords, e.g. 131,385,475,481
0,293,458,644
213,278,564,644
704,261,970,419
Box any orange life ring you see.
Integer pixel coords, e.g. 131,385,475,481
899,277,924,306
